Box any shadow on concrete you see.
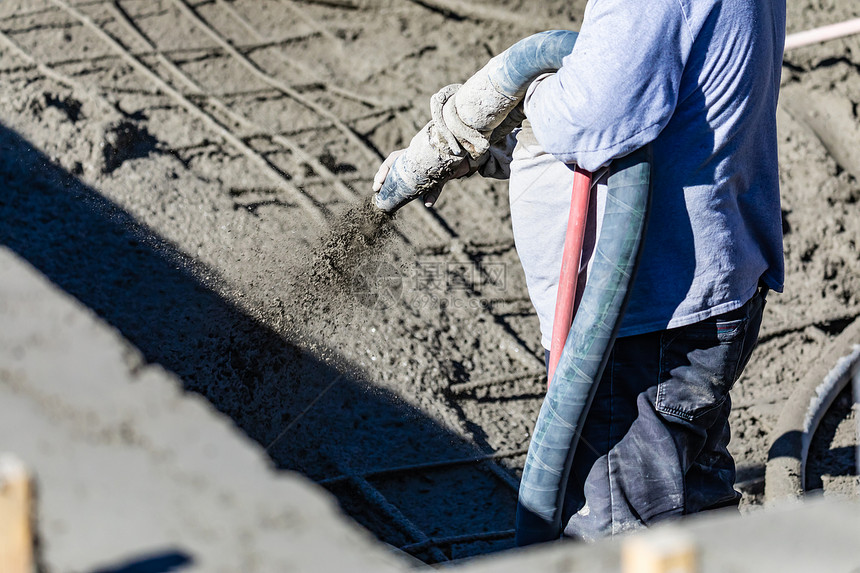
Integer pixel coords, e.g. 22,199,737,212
767,429,802,463
806,385,858,490
90,550,193,573
0,122,514,560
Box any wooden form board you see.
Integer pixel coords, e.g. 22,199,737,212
0,455,34,573
622,529,697,573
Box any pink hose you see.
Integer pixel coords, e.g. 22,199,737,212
784,17,860,50
548,166,592,384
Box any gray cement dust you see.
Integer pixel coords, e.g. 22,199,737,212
283,198,398,354
314,198,396,291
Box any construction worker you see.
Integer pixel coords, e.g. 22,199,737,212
375,0,786,542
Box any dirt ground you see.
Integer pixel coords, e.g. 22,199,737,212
0,0,858,565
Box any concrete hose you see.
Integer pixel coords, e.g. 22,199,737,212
373,30,579,213
370,30,653,545
516,147,652,546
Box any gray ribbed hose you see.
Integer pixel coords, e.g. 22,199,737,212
371,30,653,545
516,148,651,545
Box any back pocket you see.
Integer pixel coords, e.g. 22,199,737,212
656,314,748,422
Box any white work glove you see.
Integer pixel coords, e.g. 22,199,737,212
373,83,492,209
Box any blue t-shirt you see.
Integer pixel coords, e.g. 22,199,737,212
513,0,786,344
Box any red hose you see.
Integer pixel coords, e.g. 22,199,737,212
547,166,592,384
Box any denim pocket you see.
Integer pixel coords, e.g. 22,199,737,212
655,312,749,422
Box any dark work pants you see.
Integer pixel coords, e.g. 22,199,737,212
545,286,767,541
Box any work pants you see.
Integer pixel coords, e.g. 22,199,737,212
545,285,767,540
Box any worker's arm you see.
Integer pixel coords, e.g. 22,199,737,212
525,0,695,172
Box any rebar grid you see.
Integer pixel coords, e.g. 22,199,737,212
3,0,548,560
319,447,526,488
400,528,515,554
105,0,369,210
49,0,331,223
347,475,450,562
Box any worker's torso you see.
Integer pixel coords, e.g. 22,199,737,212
510,0,786,343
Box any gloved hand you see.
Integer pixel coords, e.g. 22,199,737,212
372,148,471,208
373,83,492,209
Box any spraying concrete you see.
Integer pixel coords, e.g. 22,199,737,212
370,30,652,545
0,0,858,567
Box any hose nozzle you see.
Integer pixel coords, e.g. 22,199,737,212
372,155,425,213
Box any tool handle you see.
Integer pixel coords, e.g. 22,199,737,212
548,166,592,384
